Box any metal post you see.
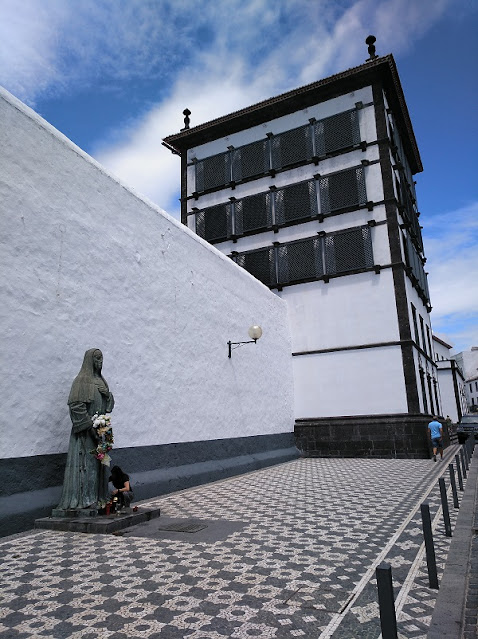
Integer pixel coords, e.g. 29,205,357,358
455,454,464,490
448,464,459,508
376,563,398,639
439,477,452,537
460,448,468,478
464,442,470,468
420,502,439,589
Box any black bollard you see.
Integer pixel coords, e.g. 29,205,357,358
460,448,467,479
420,502,439,589
448,464,459,508
455,454,464,490
376,563,398,639
439,477,452,537
464,442,470,469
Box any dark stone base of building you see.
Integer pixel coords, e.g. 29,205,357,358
0,432,299,538
295,413,443,458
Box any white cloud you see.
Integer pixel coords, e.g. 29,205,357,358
3,0,472,346
87,0,454,215
0,0,455,104
423,201,478,350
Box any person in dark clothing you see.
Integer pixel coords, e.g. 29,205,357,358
109,465,134,508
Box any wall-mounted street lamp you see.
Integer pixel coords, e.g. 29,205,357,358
228,325,263,358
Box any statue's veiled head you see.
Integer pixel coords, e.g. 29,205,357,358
79,348,103,377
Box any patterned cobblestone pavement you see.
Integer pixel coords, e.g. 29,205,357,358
0,446,467,638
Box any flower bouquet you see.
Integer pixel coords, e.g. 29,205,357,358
90,413,114,466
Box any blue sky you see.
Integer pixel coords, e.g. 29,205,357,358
1,0,477,352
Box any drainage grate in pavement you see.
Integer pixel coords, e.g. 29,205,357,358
156,521,208,533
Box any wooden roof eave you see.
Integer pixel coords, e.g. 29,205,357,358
163,54,422,174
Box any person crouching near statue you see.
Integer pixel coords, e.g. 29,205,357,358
109,465,134,509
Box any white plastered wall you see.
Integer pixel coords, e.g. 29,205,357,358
183,84,409,419
0,88,294,459
293,345,408,418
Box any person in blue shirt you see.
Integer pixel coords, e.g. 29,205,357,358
428,417,443,462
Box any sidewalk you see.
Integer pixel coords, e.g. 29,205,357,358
0,446,473,638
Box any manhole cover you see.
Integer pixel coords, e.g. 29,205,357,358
157,522,208,533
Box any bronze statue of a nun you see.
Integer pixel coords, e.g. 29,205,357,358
56,349,114,512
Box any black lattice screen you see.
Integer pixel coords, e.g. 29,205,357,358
235,192,272,235
400,183,423,251
405,236,430,302
325,226,373,274
319,166,367,213
235,248,276,286
271,125,313,170
275,180,318,225
196,153,231,192
196,203,231,242
315,110,360,156
278,237,323,284
232,140,269,181
233,224,373,288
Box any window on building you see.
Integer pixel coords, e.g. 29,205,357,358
428,376,435,416
232,139,269,182
315,109,361,156
426,326,432,357
234,247,276,287
325,226,373,275
195,152,231,192
277,237,323,284
275,180,318,225
420,369,429,413
231,224,373,288
433,381,440,416
419,316,427,356
195,202,231,242
194,108,361,193
271,124,313,169
411,304,420,347
405,237,430,304
235,192,272,235
319,166,367,213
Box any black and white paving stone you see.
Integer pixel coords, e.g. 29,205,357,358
0,450,464,638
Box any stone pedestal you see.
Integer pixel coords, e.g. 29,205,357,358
35,506,161,534
51,507,98,518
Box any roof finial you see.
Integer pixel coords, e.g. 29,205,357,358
365,35,378,61
181,108,191,130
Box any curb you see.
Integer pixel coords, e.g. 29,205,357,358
427,450,478,638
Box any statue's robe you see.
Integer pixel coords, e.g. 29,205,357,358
56,350,114,511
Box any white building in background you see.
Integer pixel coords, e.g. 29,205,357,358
163,45,440,457
452,347,478,412
433,334,467,423
465,375,478,410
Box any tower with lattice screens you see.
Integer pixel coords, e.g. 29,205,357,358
163,51,439,458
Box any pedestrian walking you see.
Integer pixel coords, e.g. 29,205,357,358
428,417,443,462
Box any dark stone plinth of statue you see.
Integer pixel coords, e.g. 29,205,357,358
35,506,161,535
50,507,99,518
